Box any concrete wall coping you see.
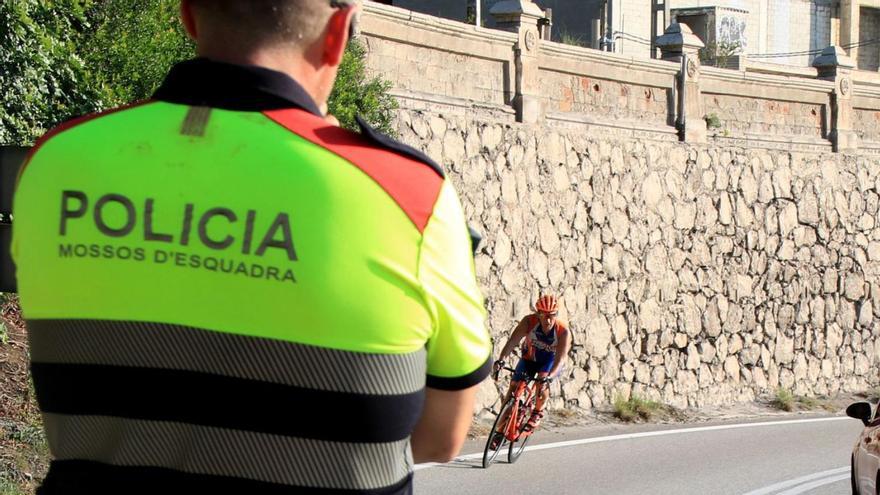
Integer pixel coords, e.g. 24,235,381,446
744,60,820,79
362,2,518,45
389,88,517,114
540,40,680,77
703,66,835,95
853,69,880,85
546,111,679,136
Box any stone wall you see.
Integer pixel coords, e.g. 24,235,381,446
359,9,515,106
854,107,880,144
392,107,880,412
702,94,825,138
539,71,671,125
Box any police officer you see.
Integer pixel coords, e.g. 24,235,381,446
13,1,492,493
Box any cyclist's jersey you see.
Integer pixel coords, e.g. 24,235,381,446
520,315,568,365
12,58,491,495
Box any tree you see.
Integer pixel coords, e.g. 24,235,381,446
0,0,398,144
329,40,398,135
0,0,103,145
82,0,396,134
81,0,194,107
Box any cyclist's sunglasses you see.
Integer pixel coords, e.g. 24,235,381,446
330,0,358,41
539,311,558,317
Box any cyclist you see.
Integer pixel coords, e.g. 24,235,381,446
491,294,571,445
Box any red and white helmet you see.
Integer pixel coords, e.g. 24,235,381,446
535,294,558,313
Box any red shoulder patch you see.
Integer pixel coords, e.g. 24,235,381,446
18,100,155,184
263,109,443,233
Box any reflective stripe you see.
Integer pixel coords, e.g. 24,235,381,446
28,319,426,396
44,413,413,491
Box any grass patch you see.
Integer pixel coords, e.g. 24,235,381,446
704,113,723,130
0,418,49,494
772,389,837,412
864,387,880,402
613,395,663,422
773,388,795,411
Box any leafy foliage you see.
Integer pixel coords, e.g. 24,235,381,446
704,113,722,130
1,0,398,145
773,388,795,411
81,0,195,107
699,40,742,69
329,39,398,135
0,0,104,145
613,395,664,422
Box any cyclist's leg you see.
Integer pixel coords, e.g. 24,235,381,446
525,361,554,431
494,360,530,436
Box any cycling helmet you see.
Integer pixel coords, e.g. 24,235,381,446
535,294,558,313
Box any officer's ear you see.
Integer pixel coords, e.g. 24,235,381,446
180,0,198,41
323,4,358,67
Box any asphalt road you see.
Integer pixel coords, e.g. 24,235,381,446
414,415,864,495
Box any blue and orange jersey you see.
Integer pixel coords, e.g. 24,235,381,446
520,314,569,364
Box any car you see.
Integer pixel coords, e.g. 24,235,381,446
848,401,880,494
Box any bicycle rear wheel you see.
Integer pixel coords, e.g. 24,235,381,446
482,398,515,469
507,400,535,464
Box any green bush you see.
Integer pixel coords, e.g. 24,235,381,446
0,0,104,145
773,388,794,411
704,113,723,130
613,395,663,422
1,0,398,144
329,39,398,135
81,0,194,107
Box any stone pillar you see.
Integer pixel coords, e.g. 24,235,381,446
840,0,860,64
656,23,706,143
813,46,859,152
491,0,545,124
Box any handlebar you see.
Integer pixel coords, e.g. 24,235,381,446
492,363,553,383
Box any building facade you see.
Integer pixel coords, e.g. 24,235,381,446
371,0,880,69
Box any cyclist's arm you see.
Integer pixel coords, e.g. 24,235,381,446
411,386,479,463
497,317,530,362
548,327,572,377
416,181,492,463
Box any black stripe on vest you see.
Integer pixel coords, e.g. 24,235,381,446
39,460,413,495
31,363,424,443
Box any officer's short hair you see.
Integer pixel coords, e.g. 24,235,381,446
189,0,335,49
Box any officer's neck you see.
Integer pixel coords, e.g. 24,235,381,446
197,45,330,114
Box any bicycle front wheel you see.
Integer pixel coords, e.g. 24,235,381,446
507,422,532,464
482,398,515,469
507,401,534,464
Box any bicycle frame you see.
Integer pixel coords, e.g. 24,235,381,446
497,367,542,442
483,364,549,468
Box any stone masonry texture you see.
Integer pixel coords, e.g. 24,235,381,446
392,107,880,414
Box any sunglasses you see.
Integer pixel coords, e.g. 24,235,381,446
539,312,558,318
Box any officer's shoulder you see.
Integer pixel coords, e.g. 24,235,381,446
22,101,153,172
356,116,445,179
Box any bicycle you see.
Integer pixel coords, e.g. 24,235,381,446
482,364,550,469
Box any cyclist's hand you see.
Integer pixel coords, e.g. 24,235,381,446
492,360,505,380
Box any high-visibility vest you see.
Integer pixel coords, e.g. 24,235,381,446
13,59,491,494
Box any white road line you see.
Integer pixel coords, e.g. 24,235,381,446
741,467,849,495
776,473,850,495
414,416,851,472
